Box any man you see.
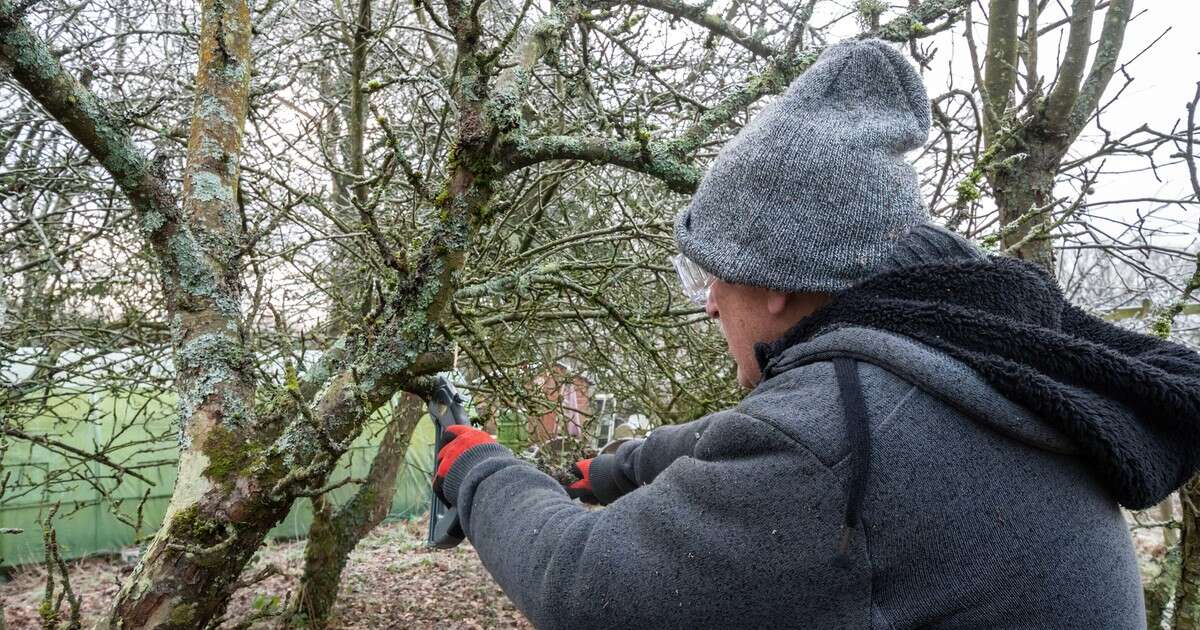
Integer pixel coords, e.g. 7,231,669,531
432,39,1200,628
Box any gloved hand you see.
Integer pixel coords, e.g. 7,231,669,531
434,424,498,505
565,458,601,504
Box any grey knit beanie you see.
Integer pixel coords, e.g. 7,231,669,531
879,221,988,272
675,39,931,293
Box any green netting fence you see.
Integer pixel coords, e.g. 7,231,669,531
0,389,437,568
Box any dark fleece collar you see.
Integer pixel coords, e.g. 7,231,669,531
755,255,1200,510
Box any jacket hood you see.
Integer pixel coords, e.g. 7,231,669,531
755,255,1200,510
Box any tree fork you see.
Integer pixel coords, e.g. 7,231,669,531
980,1,1135,273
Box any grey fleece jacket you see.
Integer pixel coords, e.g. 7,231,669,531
441,326,1145,629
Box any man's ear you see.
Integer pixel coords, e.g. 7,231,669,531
765,290,790,317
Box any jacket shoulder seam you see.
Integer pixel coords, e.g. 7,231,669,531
749,355,920,469
720,405,844,480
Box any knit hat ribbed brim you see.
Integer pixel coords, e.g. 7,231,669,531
878,222,988,273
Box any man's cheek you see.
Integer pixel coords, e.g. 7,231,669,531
717,319,733,349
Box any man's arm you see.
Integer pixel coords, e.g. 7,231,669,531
441,408,869,630
587,413,719,503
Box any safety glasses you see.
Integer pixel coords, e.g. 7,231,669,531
671,254,715,307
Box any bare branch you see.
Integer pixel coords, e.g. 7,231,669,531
1068,0,1135,137
0,1,176,228
617,0,777,59
982,0,1020,140
1043,0,1094,128
500,134,700,193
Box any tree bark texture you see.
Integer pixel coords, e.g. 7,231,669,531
102,0,261,624
988,144,1063,270
1174,478,1200,630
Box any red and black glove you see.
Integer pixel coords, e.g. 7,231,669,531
433,424,499,505
565,458,601,504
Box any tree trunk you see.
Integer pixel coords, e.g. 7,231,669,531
292,394,423,628
989,147,1061,271
1146,545,1181,629
1173,477,1200,629
101,0,260,625
1162,498,1179,547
